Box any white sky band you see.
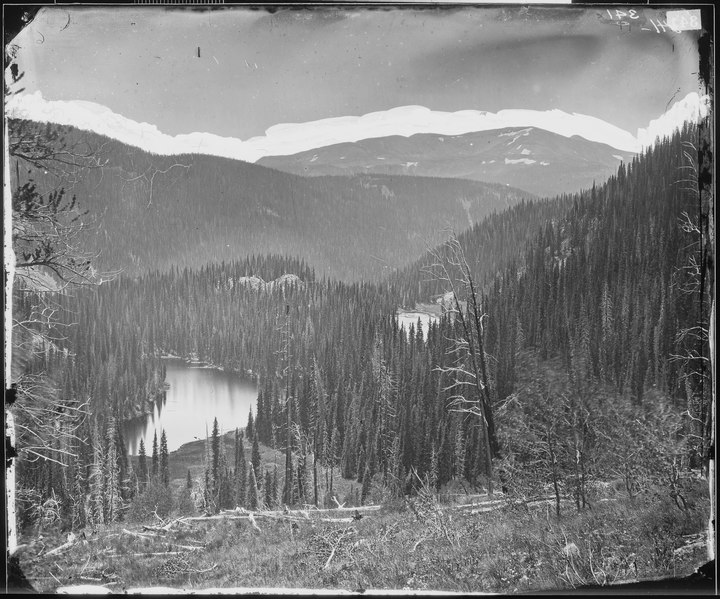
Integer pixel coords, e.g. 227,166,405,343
6,91,710,163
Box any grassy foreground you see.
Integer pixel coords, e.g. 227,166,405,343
15,479,710,594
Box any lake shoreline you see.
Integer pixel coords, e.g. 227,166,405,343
123,356,258,456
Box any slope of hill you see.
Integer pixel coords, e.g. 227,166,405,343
389,194,575,307
258,127,636,197
9,120,534,281
479,122,711,410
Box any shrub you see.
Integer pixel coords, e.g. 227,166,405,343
126,478,174,522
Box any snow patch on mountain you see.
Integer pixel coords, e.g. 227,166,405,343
499,127,533,143
505,157,536,165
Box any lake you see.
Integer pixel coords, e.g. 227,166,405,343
397,307,440,340
122,358,257,455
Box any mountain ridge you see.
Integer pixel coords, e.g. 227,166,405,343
7,91,708,165
9,119,534,281
258,127,637,197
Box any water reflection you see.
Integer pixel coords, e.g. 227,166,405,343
122,358,257,455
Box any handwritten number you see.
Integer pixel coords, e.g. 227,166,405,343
607,8,640,21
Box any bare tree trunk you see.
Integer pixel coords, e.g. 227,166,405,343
452,284,494,496
428,233,499,496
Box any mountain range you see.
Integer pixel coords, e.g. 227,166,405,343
10,120,533,281
258,127,636,198
7,91,708,162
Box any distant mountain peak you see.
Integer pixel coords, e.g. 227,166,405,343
257,127,639,197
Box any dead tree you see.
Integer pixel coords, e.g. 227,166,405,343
5,57,115,550
426,232,499,495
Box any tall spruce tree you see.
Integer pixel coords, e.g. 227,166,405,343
89,419,105,526
211,417,221,500
159,430,170,487
138,438,148,491
151,430,159,479
247,463,260,510
251,434,262,483
264,468,274,510
246,408,255,442
235,431,247,507
104,417,122,523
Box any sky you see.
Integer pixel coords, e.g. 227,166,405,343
5,5,706,152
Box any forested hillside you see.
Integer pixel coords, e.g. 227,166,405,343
482,123,712,467
8,119,532,281
389,195,574,307
19,124,710,532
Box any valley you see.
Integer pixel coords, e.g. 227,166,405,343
6,6,713,594
9,116,714,594
10,121,533,281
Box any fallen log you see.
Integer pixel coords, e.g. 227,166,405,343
104,551,195,558
141,516,189,533
44,533,77,557
225,504,381,517
122,528,163,540
322,505,381,513
318,517,354,524
452,500,505,510
252,513,307,522
181,515,251,522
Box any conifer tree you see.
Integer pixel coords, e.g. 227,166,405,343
211,418,221,498
115,423,129,500
247,463,260,510
360,465,372,505
264,468,274,510
219,463,233,510
246,408,255,442
271,466,279,509
235,433,247,507
151,430,159,478
429,442,439,491
160,430,170,487
251,433,262,482
138,438,148,491
233,428,243,474
71,455,86,530
104,417,122,523
124,453,137,503
296,461,306,504
175,469,196,515
89,420,105,526
454,424,466,480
